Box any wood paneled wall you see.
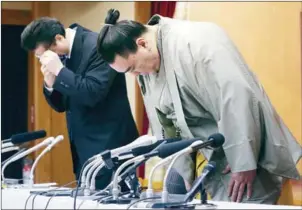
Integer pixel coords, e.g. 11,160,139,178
31,2,53,183
134,1,151,135
187,2,302,173
31,2,75,185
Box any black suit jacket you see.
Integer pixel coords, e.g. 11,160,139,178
43,24,138,177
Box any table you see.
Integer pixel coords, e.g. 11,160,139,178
2,188,301,209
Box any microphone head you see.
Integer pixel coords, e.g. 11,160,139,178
130,137,182,156
157,139,196,158
11,130,47,144
203,161,216,174
52,135,64,145
208,133,225,148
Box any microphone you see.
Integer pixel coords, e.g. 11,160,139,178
80,135,158,192
109,137,206,200
80,158,101,189
108,139,169,200
2,142,14,149
84,159,104,195
147,161,216,209
11,130,47,144
84,136,179,186
93,141,170,202
1,136,54,183
105,136,217,199
92,138,182,192
147,133,224,199
143,133,224,161
90,141,170,201
28,135,64,187
1,146,20,154
1,148,27,165
191,133,224,150
3,130,47,145
89,135,158,161
145,163,217,209
183,161,216,203
119,137,181,157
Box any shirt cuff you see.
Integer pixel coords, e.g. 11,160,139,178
44,83,54,93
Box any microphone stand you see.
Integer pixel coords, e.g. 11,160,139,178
149,184,209,209
28,135,64,188
1,137,54,185
150,163,217,209
96,140,170,203
100,158,142,204
99,140,169,204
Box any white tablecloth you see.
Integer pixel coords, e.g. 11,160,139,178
2,188,301,209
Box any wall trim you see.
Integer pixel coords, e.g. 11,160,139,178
1,9,32,25
134,2,151,135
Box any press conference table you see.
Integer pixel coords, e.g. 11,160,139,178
2,188,301,209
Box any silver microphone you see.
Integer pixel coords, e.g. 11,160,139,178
1,136,54,183
28,135,64,188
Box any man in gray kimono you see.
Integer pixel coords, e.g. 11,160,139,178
97,9,302,204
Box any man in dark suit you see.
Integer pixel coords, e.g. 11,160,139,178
20,17,139,189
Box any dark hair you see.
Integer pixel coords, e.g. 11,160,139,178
21,17,65,51
97,9,147,63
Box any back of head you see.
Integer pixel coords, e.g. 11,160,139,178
21,17,65,51
97,9,147,63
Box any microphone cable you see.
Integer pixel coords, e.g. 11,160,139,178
44,181,81,210
23,180,77,210
126,196,161,210
39,181,78,210
73,157,95,210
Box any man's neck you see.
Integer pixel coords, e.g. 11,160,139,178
145,25,161,72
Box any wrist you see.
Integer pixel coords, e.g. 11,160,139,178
44,82,54,92
54,65,64,76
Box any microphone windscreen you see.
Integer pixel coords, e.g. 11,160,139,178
157,138,200,158
131,137,181,156
11,130,47,144
208,133,225,148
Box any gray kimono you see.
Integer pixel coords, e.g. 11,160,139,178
138,15,302,204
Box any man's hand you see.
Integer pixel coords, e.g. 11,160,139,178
184,179,192,191
41,65,56,88
40,50,64,76
222,164,256,202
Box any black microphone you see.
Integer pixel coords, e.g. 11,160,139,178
9,130,46,145
190,133,225,151
119,137,182,157
100,141,170,204
183,161,216,202
118,140,170,183
144,133,224,159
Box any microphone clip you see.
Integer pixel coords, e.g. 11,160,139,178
124,173,141,198
100,150,114,170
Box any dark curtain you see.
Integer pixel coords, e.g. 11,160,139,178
137,1,176,179
1,25,28,180
151,1,176,18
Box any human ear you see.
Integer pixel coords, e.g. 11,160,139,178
136,37,147,49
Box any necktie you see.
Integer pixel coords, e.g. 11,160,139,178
195,151,210,200
59,55,68,66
